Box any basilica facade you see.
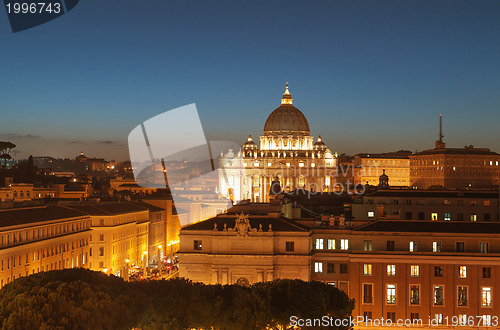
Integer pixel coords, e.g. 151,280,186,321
219,85,338,203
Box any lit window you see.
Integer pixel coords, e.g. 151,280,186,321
386,285,396,304
315,238,324,250
368,211,374,218
314,262,323,273
325,176,331,186
409,241,418,252
459,266,467,278
267,162,271,167
444,212,451,221
410,285,420,305
433,241,441,252
340,239,349,250
484,200,491,206
482,287,492,307
194,240,202,250
434,314,443,325
311,163,315,167
286,163,290,167
364,264,372,276
483,315,492,326
253,162,259,167
434,286,443,306
470,214,477,221
431,212,438,221
327,239,335,250
458,314,466,326
387,265,396,276
364,240,372,251
298,163,304,167
458,286,468,306
410,265,420,276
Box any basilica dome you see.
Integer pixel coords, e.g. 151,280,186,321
263,85,310,136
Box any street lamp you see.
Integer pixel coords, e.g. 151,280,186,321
143,251,147,278
157,244,163,272
124,258,130,282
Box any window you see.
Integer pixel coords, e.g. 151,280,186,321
457,213,464,221
367,211,374,218
434,266,443,277
483,315,492,326
315,238,324,250
405,212,412,220
458,314,467,326
444,212,451,221
285,241,294,252
410,313,419,322
456,242,465,252
459,266,467,278
434,286,443,306
363,311,372,320
386,285,396,304
480,242,488,253
327,263,335,273
431,212,438,221
193,240,203,250
364,264,372,276
314,262,323,273
483,267,492,278
418,212,425,220
340,263,348,274
434,314,443,325
99,219,104,226
409,241,417,252
410,285,420,305
363,284,373,304
484,200,491,206
386,240,395,251
485,213,491,221
98,247,104,256
387,312,395,322
340,239,349,250
482,287,492,307
363,240,372,251
470,214,477,221
458,286,468,306
410,265,420,276
327,239,335,250
433,241,441,252
99,234,104,241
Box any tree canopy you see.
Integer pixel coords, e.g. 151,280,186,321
0,269,354,330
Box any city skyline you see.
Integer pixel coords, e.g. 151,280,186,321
1,1,500,161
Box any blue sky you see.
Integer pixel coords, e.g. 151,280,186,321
1,0,500,161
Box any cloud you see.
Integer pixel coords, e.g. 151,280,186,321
0,133,41,139
96,140,118,145
69,140,83,144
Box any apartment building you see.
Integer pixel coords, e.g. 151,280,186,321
0,205,91,287
352,190,499,222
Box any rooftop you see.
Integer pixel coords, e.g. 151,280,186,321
356,220,500,234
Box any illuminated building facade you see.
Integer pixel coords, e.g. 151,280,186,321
219,84,338,203
354,151,411,187
69,203,150,277
179,201,500,328
0,205,91,288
